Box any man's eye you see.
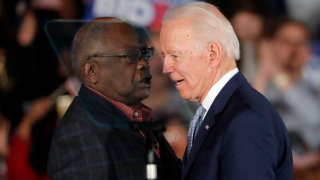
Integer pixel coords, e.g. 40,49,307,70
123,55,138,64
171,55,179,60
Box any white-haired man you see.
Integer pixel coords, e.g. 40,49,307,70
160,2,293,180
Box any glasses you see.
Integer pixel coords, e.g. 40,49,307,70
86,46,155,64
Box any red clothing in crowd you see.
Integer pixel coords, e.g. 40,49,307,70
6,134,48,180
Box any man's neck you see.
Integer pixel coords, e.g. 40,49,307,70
199,59,237,103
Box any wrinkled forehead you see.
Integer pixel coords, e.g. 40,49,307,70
100,22,150,49
81,21,151,54
106,23,137,44
160,21,195,47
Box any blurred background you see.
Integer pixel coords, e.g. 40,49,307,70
0,0,320,179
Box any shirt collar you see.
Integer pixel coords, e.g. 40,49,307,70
85,85,152,121
202,68,239,117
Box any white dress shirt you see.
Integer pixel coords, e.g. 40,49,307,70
201,68,239,118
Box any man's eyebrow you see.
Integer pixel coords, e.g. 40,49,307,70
167,49,181,55
126,43,148,49
117,45,139,53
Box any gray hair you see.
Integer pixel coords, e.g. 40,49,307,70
162,2,240,60
71,18,124,77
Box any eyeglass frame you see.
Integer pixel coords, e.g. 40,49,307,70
85,46,155,64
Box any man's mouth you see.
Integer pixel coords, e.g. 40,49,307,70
141,76,152,86
174,79,184,86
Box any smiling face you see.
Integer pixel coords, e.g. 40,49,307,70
160,21,212,102
81,22,152,105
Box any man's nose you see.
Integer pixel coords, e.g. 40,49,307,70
162,57,174,74
137,58,149,70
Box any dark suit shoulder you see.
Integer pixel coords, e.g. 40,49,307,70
48,97,117,179
231,83,290,138
216,84,293,179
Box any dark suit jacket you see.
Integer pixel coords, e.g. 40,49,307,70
48,85,181,180
183,73,293,180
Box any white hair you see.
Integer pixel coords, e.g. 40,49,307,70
162,2,240,60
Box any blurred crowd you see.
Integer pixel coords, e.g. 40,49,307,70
0,0,320,179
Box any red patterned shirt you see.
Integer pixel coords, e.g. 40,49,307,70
86,86,152,122
86,86,160,157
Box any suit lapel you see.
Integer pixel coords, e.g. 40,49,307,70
182,73,247,179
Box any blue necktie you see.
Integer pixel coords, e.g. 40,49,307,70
186,105,206,156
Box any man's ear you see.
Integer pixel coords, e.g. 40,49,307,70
82,62,98,84
208,42,221,68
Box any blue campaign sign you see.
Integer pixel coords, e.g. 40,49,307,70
84,0,200,27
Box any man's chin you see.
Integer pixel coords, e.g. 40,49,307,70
178,91,196,101
177,90,187,99
135,90,151,102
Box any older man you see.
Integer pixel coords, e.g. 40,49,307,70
48,17,180,180
160,2,293,180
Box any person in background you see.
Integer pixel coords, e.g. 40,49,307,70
229,0,268,82
156,111,188,160
253,19,320,179
0,111,9,179
48,17,181,179
6,97,53,180
160,2,293,179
